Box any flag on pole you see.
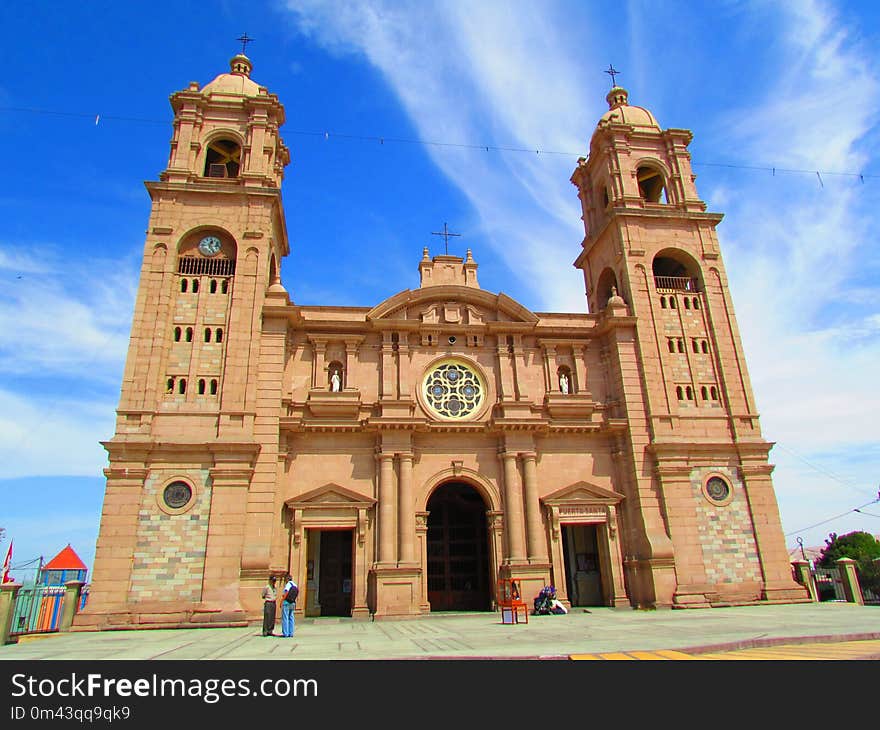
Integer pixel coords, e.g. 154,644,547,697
1,540,12,583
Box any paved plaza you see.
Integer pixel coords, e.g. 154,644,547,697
1,603,877,660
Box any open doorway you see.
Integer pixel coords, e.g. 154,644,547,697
561,525,605,606
426,482,491,611
312,529,353,617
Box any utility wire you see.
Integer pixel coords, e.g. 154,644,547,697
773,442,874,497
1,105,877,182
785,496,880,537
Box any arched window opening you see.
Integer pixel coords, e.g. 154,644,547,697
215,328,223,343
684,297,691,310
204,328,212,343
166,378,174,394
557,366,572,395
653,252,700,292
180,279,188,293
328,361,344,392
268,255,278,286
210,279,217,294
185,327,193,342
221,279,229,294
178,378,187,395
686,386,693,400
692,297,700,310
210,379,218,395
701,340,709,354
174,327,181,342
692,339,699,354
701,386,709,400
192,279,199,293
198,379,206,395
667,339,675,353
636,165,667,203
669,296,677,309
677,339,684,353
710,386,718,400
204,138,241,178
660,296,667,309
676,386,684,401
595,268,620,310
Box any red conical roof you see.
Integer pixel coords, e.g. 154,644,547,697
43,544,87,571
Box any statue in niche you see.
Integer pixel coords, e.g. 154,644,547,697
330,367,342,392
559,372,570,395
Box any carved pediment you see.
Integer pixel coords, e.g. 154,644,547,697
367,286,539,326
541,480,623,506
286,482,376,509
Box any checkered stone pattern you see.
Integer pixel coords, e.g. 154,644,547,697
129,471,211,602
691,467,761,584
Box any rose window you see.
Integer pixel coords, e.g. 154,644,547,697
423,360,485,419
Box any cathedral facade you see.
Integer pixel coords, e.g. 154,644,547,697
76,55,807,630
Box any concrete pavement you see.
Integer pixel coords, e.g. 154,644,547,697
1,602,877,660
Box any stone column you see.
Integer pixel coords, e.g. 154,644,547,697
573,345,588,394
496,341,515,400
311,340,326,388
377,452,396,564
836,558,864,605
521,453,548,563
542,345,557,393
501,451,526,563
0,582,21,646
381,333,395,398
398,453,416,564
60,581,86,632
344,341,359,389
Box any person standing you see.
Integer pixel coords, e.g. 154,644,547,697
281,573,299,638
260,575,278,636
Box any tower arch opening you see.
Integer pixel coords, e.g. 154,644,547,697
652,248,702,292
204,138,241,178
636,164,668,203
595,267,620,310
425,481,491,612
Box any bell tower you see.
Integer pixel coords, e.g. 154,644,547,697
571,86,806,607
79,53,293,628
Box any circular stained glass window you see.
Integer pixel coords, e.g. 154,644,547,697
705,477,730,503
163,481,193,509
423,360,485,419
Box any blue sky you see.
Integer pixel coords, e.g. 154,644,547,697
1,0,879,581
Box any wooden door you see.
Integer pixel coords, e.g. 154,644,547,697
318,530,353,616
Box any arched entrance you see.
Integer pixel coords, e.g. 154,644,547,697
426,482,491,611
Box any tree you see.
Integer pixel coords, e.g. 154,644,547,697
817,531,880,567
818,531,880,598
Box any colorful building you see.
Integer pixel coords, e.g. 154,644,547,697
77,53,808,630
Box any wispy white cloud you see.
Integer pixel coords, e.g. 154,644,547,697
284,0,595,311
0,244,137,378
0,388,115,478
281,0,880,548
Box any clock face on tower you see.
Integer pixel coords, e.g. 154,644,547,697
198,235,222,257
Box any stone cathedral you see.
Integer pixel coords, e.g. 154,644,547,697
76,55,807,630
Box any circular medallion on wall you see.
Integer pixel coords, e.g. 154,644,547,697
421,359,486,420
702,475,734,506
156,479,197,515
163,481,193,509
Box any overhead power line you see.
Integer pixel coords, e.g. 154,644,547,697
1,104,877,183
785,494,880,537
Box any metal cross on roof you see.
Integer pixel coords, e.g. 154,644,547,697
237,33,254,54
431,222,461,255
605,64,621,87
